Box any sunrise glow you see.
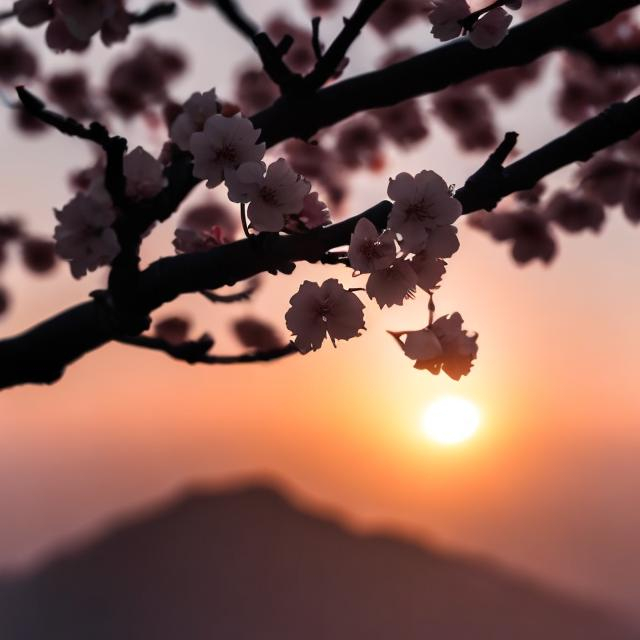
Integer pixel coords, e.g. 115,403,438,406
421,396,481,445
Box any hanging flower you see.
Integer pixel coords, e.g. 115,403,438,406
285,279,365,353
348,218,396,274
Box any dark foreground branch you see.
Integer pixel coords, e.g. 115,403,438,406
3,93,640,390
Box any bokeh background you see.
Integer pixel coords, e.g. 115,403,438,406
1,0,639,623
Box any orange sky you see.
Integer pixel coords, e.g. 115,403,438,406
1,0,639,623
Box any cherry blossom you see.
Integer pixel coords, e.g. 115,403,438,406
428,0,470,42
53,187,120,278
395,313,478,379
545,190,605,233
397,327,443,362
410,252,446,293
366,258,417,308
154,316,191,345
285,279,365,353
123,147,166,201
387,170,461,249
296,192,331,230
170,88,219,151
20,238,57,274
225,159,310,233
0,37,37,84
482,208,556,264
13,0,54,27
469,8,513,49
348,218,395,274
55,0,116,41
173,226,226,254
429,313,479,380
234,317,284,350
190,115,266,189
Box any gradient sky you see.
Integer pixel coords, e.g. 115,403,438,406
1,0,639,623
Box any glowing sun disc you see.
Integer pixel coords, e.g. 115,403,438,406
421,396,481,445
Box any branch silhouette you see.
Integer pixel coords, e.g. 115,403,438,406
2,91,640,390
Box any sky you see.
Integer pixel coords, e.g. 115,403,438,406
1,0,639,624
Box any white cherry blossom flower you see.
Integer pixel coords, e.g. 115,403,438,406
297,192,331,229
411,252,446,293
53,189,119,278
400,327,443,361
469,7,512,49
226,159,311,232
388,170,461,249
428,0,470,42
366,258,417,308
348,218,395,274
123,146,166,201
170,88,219,151
56,0,116,41
190,114,265,189
285,279,365,353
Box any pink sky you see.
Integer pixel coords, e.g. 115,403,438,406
1,0,639,623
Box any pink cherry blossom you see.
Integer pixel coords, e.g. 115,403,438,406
397,313,478,379
545,190,605,233
410,252,446,293
398,327,443,361
123,147,166,201
285,279,365,353
13,0,54,27
190,115,266,189
53,189,120,279
428,0,470,42
225,159,311,233
173,226,226,254
55,0,116,41
482,208,556,264
366,258,417,308
388,170,461,250
348,218,396,274
400,223,460,256
296,192,331,230
578,153,633,206
170,88,219,151
469,8,512,49
429,313,479,380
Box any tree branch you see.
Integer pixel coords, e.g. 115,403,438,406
200,279,259,304
3,91,640,389
118,333,297,364
141,0,639,230
303,0,385,91
128,2,177,25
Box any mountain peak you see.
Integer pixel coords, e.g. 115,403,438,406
1,482,637,639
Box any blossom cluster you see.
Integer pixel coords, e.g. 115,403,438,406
469,133,640,265
49,86,476,379
284,169,478,379
13,0,133,52
428,0,521,49
54,146,165,278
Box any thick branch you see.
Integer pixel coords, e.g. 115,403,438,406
144,0,639,226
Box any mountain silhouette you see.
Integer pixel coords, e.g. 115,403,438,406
0,483,637,639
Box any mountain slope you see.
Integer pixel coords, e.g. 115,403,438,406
0,485,637,639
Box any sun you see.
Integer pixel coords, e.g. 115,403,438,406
421,396,481,445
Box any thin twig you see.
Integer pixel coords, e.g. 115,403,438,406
118,334,297,365
128,2,176,25
200,279,259,303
